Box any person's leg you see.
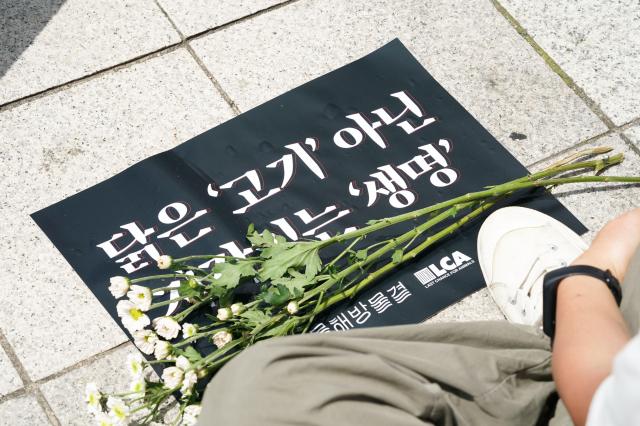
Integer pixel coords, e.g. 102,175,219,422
198,320,554,426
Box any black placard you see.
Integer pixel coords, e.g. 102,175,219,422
32,39,585,347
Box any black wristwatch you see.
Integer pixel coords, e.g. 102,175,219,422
542,265,622,341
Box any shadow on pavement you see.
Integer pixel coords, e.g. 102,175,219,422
0,0,66,78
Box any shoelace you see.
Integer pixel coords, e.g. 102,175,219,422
489,224,566,316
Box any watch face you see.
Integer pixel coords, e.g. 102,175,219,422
542,271,560,339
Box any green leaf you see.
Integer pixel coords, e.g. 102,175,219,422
181,346,203,363
178,278,203,299
259,241,323,281
304,249,323,279
391,249,403,264
271,271,309,299
355,249,368,260
144,381,165,403
246,229,275,247
263,284,290,306
210,261,256,289
240,309,270,326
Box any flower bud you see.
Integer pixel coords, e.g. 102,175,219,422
182,322,198,338
161,366,184,390
157,255,173,270
108,276,130,299
230,303,245,316
175,355,192,371
286,300,299,315
154,340,172,360
212,330,233,348
216,307,232,321
152,316,181,340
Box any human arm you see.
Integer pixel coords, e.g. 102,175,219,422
552,209,640,426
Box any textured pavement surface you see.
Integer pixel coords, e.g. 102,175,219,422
0,1,638,424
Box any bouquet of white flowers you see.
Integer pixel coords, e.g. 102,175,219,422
85,147,640,425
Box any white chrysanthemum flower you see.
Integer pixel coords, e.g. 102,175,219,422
175,355,191,372
133,330,158,355
162,366,184,389
181,323,198,339
286,300,299,315
85,382,102,413
108,276,130,299
130,377,146,394
154,340,172,360
126,353,145,378
182,405,202,426
230,302,244,316
127,285,152,311
95,412,117,426
106,397,130,424
152,316,181,340
157,255,172,270
216,307,232,321
180,370,198,396
116,300,150,332
212,330,233,348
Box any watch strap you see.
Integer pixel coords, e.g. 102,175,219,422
542,265,622,340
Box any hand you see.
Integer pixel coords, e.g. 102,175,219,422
574,208,640,282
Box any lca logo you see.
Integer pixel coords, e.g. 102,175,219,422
414,251,474,287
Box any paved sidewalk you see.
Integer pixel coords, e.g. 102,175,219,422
0,1,639,424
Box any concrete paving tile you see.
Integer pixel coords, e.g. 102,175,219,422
191,0,606,166
0,395,49,426
40,344,148,426
0,49,234,380
0,347,22,397
427,288,505,323
0,0,180,105
625,124,640,150
499,0,640,125
157,0,287,36
536,134,640,242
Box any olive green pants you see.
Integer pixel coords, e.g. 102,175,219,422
199,249,640,426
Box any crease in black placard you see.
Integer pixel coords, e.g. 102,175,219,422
31,39,586,364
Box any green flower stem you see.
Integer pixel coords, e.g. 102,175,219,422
131,388,175,414
301,291,325,333
301,201,479,304
181,265,209,273
174,255,259,264
173,296,214,322
130,273,194,284
544,146,612,170
510,152,622,184
150,286,177,293
312,173,640,314
174,328,225,348
149,296,189,310
205,350,241,373
327,236,363,268
194,339,244,370
173,254,236,262
322,152,625,247
316,200,498,313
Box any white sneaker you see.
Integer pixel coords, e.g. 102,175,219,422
477,206,588,326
